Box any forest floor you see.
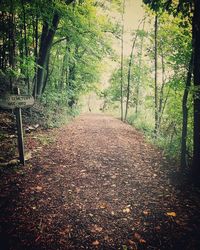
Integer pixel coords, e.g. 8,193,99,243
1,113,200,250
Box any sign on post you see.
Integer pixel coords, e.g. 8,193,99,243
0,89,35,165
0,94,34,109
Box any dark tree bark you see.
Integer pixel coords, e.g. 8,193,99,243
21,0,30,93
68,63,76,107
180,52,193,170
34,0,75,98
192,0,200,180
8,1,16,92
67,45,78,108
0,12,7,70
35,13,60,97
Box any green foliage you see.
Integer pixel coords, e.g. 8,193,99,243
0,0,120,126
127,112,154,136
104,8,193,164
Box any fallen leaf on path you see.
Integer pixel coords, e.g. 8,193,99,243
91,224,103,233
99,203,107,209
123,207,131,213
92,240,100,246
36,186,43,191
166,212,176,217
133,233,146,244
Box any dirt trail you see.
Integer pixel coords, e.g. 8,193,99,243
0,114,200,250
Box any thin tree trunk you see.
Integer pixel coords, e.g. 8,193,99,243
154,14,159,137
158,50,165,129
120,0,125,121
21,0,30,94
60,54,67,90
9,0,16,92
192,0,200,181
65,39,70,88
159,87,170,124
124,31,138,121
33,14,38,98
181,52,193,170
135,20,145,116
124,18,145,121
42,53,50,94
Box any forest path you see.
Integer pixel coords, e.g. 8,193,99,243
1,114,200,250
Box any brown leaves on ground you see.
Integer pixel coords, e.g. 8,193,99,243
0,114,200,250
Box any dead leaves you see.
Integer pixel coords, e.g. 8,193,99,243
92,240,100,246
166,211,176,217
124,233,146,250
35,186,43,191
1,114,199,250
143,210,149,215
133,232,146,244
90,224,103,233
123,207,131,213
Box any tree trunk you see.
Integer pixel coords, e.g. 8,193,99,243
9,3,16,92
68,63,76,108
33,0,74,98
33,14,38,98
35,13,60,97
154,14,159,137
21,0,30,93
158,50,165,129
136,20,145,116
192,0,200,181
124,31,138,121
120,0,125,121
180,52,193,170
67,45,77,108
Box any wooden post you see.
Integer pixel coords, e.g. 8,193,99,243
14,87,25,165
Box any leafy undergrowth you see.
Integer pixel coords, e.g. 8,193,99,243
0,114,200,250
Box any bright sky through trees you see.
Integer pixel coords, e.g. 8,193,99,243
123,0,145,55
100,0,145,90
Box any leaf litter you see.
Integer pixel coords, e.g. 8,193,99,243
0,114,200,249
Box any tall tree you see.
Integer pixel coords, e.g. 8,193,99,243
34,0,75,97
120,0,125,121
124,30,138,121
143,0,200,181
181,52,193,169
192,0,200,180
124,19,145,121
154,14,159,137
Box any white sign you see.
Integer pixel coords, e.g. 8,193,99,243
0,94,34,109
